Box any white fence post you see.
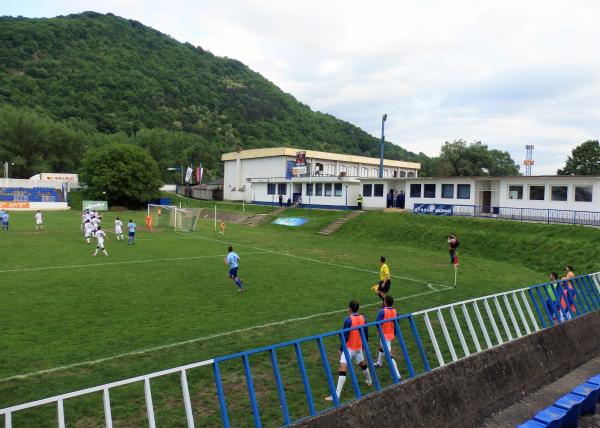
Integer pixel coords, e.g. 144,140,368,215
57,399,65,428
521,290,539,331
512,293,530,335
180,369,195,428
437,309,458,362
462,303,481,352
424,312,445,367
144,378,156,428
503,294,522,337
483,298,503,344
103,388,113,428
450,306,470,357
493,296,513,340
473,301,492,348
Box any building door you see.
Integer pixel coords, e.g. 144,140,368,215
482,191,492,213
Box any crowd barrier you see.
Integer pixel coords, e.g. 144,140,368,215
449,205,600,226
2,273,600,427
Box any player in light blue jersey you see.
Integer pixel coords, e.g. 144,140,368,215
225,246,245,291
2,211,9,231
127,219,136,245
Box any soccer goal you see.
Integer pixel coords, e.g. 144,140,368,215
147,204,201,232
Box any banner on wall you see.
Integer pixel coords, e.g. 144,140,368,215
286,160,294,180
0,202,29,209
413,203,453,216
272,217,309,227
83,200,108,211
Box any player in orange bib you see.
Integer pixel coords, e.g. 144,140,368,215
561,265,577,314
374,295,401,380
145,214,153,232
325,300,372,401
220,220,225,235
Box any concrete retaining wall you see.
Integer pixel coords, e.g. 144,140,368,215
293,310,600,428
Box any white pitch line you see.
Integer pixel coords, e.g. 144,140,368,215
0,288,449,383
182,233,454,290
0,252,268,274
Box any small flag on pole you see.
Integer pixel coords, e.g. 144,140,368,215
453,254,459,287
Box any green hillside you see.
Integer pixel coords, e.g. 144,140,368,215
0,12,418,180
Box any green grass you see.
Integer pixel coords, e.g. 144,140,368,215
0,208,579,426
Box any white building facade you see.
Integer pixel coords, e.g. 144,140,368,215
222,148,420,209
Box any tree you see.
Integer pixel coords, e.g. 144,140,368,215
437,140,520,176
557,140,600,175
79,143,162,208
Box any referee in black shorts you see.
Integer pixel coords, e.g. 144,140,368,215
378,256,391,301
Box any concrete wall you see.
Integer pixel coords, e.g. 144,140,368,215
293,310,600,428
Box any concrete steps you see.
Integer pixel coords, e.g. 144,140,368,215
318,210,363,235
240,213,271,227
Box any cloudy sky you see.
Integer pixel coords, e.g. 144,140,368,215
4,1,600,173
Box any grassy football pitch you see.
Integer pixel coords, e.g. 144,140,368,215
1,203,589,426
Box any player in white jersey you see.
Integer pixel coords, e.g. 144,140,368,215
93,226,108,256
91,216,99,237
84,220,94,244
35,210,43,230
114,217,124,240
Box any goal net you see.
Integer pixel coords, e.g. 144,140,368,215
147,204,201,232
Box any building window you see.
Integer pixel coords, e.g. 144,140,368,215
393,170,398,178
400,171,406,178
267,183,276,195
277,183,287,195
324,183,332,196
374,184,384,197
340,165,347,174
334,183,343,197
410,183,421,198
424,184,436,198
363,184,372,197
362,167,368,177
315,183,323,196
508,185,523,200
529,185,545,201
551,186,568,201
441,184,454,199
371,168,378,178
575,186,593,202
407,171,415,178
314,163,323,175
349,166,358,176
306,183,313,196
457,184,471,199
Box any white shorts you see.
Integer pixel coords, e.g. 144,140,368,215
85,231,91,238
115,227,122,234
340,349,364,365
36,220,43,225
97,240,105,249
380,339,393,354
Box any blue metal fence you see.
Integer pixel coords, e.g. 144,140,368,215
2,273,600,427
444,205,600,226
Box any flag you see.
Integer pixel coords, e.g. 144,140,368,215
196,165,203,184
184,167,193,184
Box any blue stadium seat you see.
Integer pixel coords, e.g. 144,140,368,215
572,382,600,415
516,420,547,428
553,393,585,427
533,406,568,427
588,374,600,386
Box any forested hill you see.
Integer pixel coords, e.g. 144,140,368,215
0,12,418,179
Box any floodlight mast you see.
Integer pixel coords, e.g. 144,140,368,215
379,114,387,178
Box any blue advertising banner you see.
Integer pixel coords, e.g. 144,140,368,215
286,160,294,180
272,217,309,227
413,203,454,216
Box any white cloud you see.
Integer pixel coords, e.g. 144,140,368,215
4,0,600,173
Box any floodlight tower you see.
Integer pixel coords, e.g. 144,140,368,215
524,145,535,176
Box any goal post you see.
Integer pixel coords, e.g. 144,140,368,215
147,204,202,232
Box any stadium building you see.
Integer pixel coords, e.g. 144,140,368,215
221,147,421,209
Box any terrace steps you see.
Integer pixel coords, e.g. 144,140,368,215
318,210,363,235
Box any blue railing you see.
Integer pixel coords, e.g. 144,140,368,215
2,273,600,427
448,205,600,226
212,313,429,427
